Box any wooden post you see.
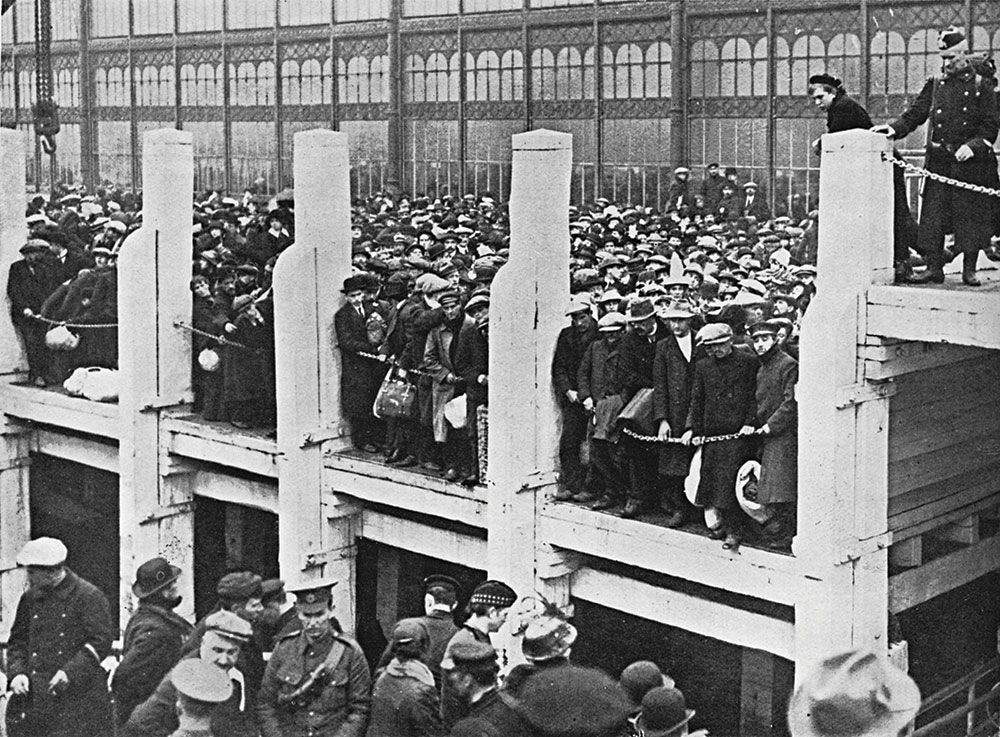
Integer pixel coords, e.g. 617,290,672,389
794,130,894,677
0,128,28,374
740,649,776,737
487,129,572,665
274,130,357,626
0,418,33,632
118,128,195,627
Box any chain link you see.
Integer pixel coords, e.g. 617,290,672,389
621,426,756,445
357,350,436,378
173,321,252,351
28,312,117,330
883,152,1000,198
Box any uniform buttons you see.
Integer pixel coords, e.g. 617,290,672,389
962,107,968,111
936,108,942,114
964,90,970,95
59,632,64,637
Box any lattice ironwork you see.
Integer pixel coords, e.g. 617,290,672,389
602,20,670,45
133,48,174,67
92,51,129,68
282,40,332,61
279,104,330,120
177,46,223,66
690,12,765,41
230,105,275,122
464,28,521,51
602,98,671,118
531,99,592,118
179,106,224,122
772,97,813,118
971,1,1000,36
227,29,276,45
338,36,388,58
529,25,593,49
464,100,522,118
134,107,175,122
402,101,459,118
774,6,858,45
340,102,390,120
401,32,457,55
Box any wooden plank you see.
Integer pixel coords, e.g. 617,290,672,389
888,402,1000,463
192,470,279,514
862,342,990,381
889,463,1000,512
888,357,1000,412
891,493,1000,542
867,297,1000,351
926,515,980,545
168,429,280,479
889,537,922,568
326,457,487,529
1,384,120,439
539,503,804,606
888,435,1000,497
34,429,118,473
361,510,488,568
740,649,776,737
571,568,795,661
888,533,1000,613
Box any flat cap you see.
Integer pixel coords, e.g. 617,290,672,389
514,665,632,737
17,537,68,567
597,312,627,331
204,610,253,643
261,578,285,605
391,618,429,647
441,641,497,671
464,294,490,313
469,580,517,609
414,273,451,295
20,238,50,254
216,572,263,603
696,323,734,346
171,658,234,704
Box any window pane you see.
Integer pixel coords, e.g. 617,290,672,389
135,0,176,35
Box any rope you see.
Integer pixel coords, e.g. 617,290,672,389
27,312,117,329
357,350,435,378
621,426,759,445
173,321,251,351
883,152,1000,197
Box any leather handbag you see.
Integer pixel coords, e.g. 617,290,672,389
614,386,656,437
373,366,416,420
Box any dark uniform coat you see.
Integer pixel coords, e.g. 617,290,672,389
552,322,598,406
652,334,704,477
257,630,372,737
890,67,1000,256
366,658,443,737
685,347,758,509
439,626,492,729
754,347,799,504
123,655,257,737
449,688,532,737
112,603,193,725
5,569,114,737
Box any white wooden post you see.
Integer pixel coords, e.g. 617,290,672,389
0,418,32,632
795,130,894,677
118,129,196,625
0,128,28,374
274,130,358,626
487,130,572,664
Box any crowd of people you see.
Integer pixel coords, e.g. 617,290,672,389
2,540,923,737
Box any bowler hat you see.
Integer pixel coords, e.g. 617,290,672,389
171,658,234,704
637,687,695,737
132,557,182,599
787,650,920,737
620,661,675,709
342,275,368,293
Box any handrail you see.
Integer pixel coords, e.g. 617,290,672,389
918,658,1000,714
912,684,1000,737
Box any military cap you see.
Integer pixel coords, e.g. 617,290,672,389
696,323,734,346
261,578,286,605
16,537,68,567
464,294,490,314
290,577,338,614
424,574,460,595
468,580,517,609
597,312,626,332
204,610,253,643
794,264,818,276
438,290,461,306
216,571,263,603
19,239,50,255
133,557,182,599
171,658,234,704
91,246,114,258
937,25,967,53
514,665,632,737
441,641,497,671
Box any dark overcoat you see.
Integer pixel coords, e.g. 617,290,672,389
366,658,443,737
375,611,459,692
335,300,385,419
552,322,598,405
754,348,799,504
685,347,758,509
652,335,704,477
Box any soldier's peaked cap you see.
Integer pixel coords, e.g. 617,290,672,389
290,576,338,613
171,658,234,704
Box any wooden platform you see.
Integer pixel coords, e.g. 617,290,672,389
161,414,280,479
0,382,119,439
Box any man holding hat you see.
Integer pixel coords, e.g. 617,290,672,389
257,578,371,737
682,323,759,550
113,557,193,725
7,239,59,386
367,620,443,737
5,537,114,737
873,25,999,286
167,658,234,737
335,274,386,453
126,610,257,737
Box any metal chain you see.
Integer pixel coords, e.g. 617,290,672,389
357,350,435,378
621,426,755,445
173,321,251,351
28,312,117,329
883,152,1000,197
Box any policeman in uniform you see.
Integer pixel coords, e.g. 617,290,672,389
256,578,372,737
874,25,999,286
168,658,234,737
5,537,114,737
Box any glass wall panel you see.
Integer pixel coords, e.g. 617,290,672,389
336,0,389,23
688,117,768,188
134,0,176,35
231,121,276,193
601,118,671,206
230,60,276,106
17,0,37,42
464,0,521,13
54,122,82,184
279,0,332,26
466,118,519,199
2,12,14,43
51,0,80,40
135,64,176,106
403,119,460,197
178,0,222,33
228,0,275,30
530,0,588,9
340,119,388,196
402,0,458,17
184,121,226,192
54,67,81,108
1,67,15,109
91,0,130,37
532,118,595,203
97,120,133,186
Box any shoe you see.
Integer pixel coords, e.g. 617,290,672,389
462,474,479,486
963,275,982,286
722,533,742,550
572,491,600,504
230,419,252,429
665,511,688,528
33,376,47,388
620,500,648,519
386,449,404,464
362,443,379,453
396,455,418,468
707,527,727,540
552,488,576,501
962,253,981,286
421,460,442,472
893,261,913,284
906,267,945,284
589,495,618,511
444,468,460,482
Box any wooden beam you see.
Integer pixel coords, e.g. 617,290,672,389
539,503,803,607
34,429,118,473
862,341,989,381
891,493,1000,542
889,463,1000,516
926,515,979,546
326,457,487,529
740,649,776,737
570,568,795,661
1,383,119,439
889,533,1000,613
192,470,279,515
361,510,487,568
166,422,280,479
867,287,1000,350
888,537,922,569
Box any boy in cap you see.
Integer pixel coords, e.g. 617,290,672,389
125,610,256,737
257,578,371,737
114,557,193,725
367,620,443,737
168,658,234,737
6,537,114,737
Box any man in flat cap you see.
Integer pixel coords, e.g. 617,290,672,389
367,620,443,737
681,323,759,550
257,579,371,737
445,642,531,737
7,239,59,386
5,537,114,737
168,659,234,737
113,557,193,726
377,574,460,690
873,25,999,286
256,578,298,653
739,182,770,221
126,610,257,737
182,572,266,709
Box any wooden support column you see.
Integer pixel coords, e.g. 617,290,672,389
375,546,405,638
118,128,195,626
795,129,894,677
740,649,776,737
0,418,33,631
274,130,358,627
0,128,29,374
487,129,571,666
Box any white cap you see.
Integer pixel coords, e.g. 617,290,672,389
17,537,68,567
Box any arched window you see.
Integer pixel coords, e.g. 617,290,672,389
180,64,197,105
790,35,824,96
196,63,219,105
531,48,556,101
645,41,671,98
107,67,126,106
827,33,862,93
347,57,369,103
690,40,720,97
555,46,585,99
302,59,323,104
55,68,79,107
403,54,425,102
906,29,937,94
19,69,36,108
476,50,501,101
369,55,388,102
234,62,255,105
869,30,905,95
1,70,16,109
500,49,523,101
258,61,275,105
720,37,753,96
773,37,790,95
137,66,156,106
322,59,334,104
448,52,461,100
282,60,301,106
610,44,642,99
752,37,768,96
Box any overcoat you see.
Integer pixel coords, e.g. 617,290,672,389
652,335,704,477
423,316,475,442
754,348,799,504
366,658,443,737
335,300,384,419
